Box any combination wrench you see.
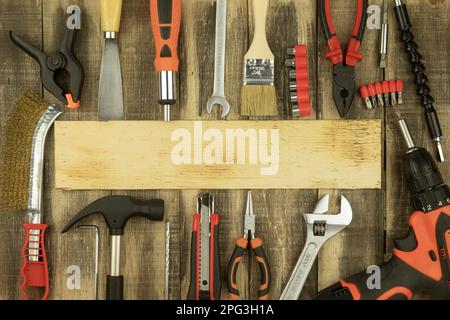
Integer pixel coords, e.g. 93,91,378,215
206,0,230,118
279,195,353,300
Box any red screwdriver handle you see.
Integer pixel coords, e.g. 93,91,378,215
150,0,181,72
20,223,49,300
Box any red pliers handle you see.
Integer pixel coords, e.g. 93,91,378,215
320,0,368,67
227,237,270,300
320,0,368,118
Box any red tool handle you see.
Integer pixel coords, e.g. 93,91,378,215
150,0,181,72
20,223,49,300
227,237,270,300
320,0,367,66
227,238,248,300
209,212,221,300
316,206,450,300
187,212,200,300
294,45,311,117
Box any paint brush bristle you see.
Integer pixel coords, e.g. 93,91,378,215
241,85,278,116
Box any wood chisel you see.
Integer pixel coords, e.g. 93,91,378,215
187,194,221,300
98,0,124,120
150,0,181,121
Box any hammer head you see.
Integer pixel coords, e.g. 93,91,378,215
62,196,164,236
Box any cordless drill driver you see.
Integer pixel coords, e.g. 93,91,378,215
316,116,450,300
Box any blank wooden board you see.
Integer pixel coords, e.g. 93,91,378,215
54,120,382,190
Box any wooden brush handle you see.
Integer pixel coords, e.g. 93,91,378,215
245,0,273,59
100,0,123,33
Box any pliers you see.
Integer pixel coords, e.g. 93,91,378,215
320,0,368,118
227,191,271,300
10,25,84,110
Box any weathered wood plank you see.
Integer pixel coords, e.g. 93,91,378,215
53,120,382,191
385,0,450,302
256,0,319,300
317,0,385,292
0,0,43,300
42,0,110,300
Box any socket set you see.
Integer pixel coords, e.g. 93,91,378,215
285,45,311,118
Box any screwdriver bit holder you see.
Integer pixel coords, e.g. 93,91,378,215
394,0,444,162
285,45,311,118
359,79,404,109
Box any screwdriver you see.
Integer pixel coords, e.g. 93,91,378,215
379,0,388,70
150,0,181,121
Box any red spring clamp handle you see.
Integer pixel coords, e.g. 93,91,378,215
20,223,49,300
294,45,312,117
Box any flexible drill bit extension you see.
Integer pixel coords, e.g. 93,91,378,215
394,0,445,162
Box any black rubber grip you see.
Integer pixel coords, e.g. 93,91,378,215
157,0,173,24
226,244,245,298
186,230,198,300
211,223,221,300
106,275,124,300
394,4,411,32
355,0,368,41
316,213,450,300
253,245,271,299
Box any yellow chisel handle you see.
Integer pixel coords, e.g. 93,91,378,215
100,0,123,33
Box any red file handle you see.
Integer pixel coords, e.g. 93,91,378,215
150,0,181,72
20,223,49,300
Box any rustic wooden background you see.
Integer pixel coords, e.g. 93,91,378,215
0,0,449,300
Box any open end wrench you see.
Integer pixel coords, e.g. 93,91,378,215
279,195,353,300
206,0,230,118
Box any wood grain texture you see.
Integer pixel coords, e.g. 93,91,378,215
385,0,450,284
316,0,385,291
0,0,43,300
54,120,382,190
0,0,446,301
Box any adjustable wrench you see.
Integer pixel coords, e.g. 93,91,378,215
279,195,353,300
206,0,230,118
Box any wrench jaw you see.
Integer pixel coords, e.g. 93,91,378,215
206,96,231,119
304,196,353,226
280,195,353,300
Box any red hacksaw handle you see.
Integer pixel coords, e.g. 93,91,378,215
20,223,49,300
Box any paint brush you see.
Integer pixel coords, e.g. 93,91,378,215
241,0,278,116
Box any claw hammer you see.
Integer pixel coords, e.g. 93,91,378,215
62,196,164,300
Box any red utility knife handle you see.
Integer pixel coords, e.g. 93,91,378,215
20,223,49,300
150,0,181,72
187,213,200,300
209,212,221,300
